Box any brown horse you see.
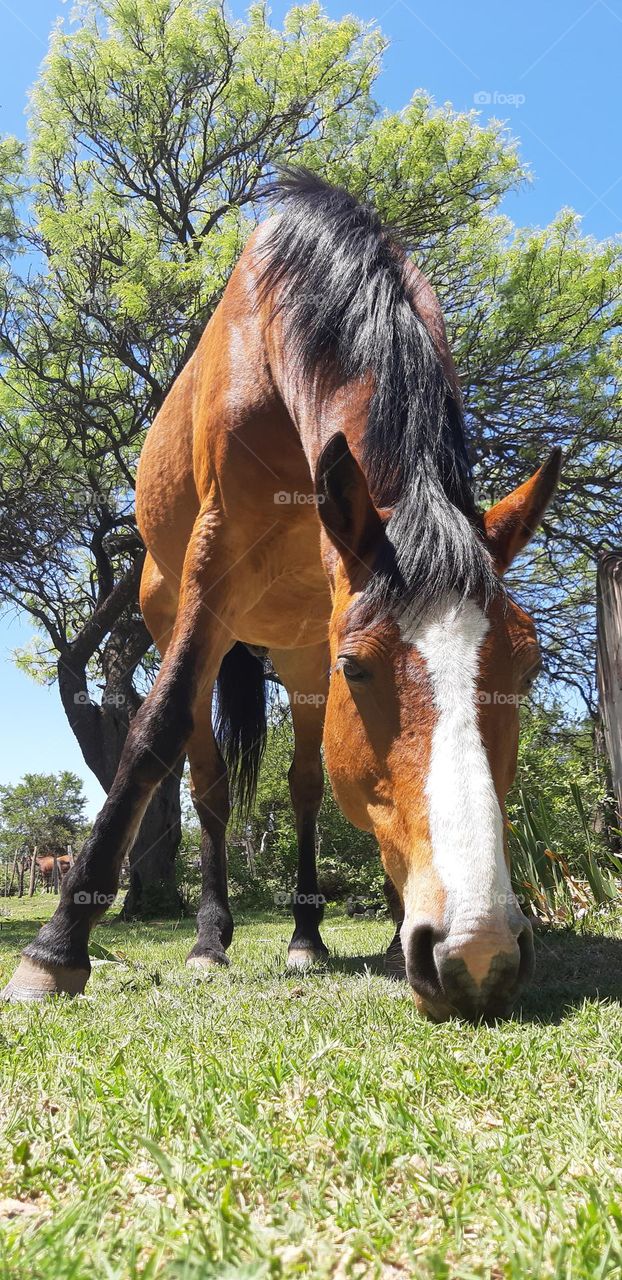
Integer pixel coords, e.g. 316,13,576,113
4,172,560,1020
36,854,72,891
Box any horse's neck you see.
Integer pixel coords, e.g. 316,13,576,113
275,364,372,483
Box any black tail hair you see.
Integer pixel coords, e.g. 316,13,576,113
215,643,268,819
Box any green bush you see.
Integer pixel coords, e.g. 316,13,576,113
507,702,620,918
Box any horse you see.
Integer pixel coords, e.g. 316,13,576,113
3,171,561,1020
35,854,72,892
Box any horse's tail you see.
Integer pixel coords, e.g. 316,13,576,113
215,643,268,818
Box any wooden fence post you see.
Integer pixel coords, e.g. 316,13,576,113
28,846,37,897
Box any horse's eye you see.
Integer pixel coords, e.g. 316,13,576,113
337,656,369,683
522,660,542,691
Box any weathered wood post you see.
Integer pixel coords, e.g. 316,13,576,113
596,552,622,823
52,852,60,894
28,847,38,897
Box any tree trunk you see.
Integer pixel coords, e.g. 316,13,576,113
64,694,185,919
8,851,19,896
596,552,622,824
118,759,185,919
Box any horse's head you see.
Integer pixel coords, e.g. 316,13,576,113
315,434,561,1021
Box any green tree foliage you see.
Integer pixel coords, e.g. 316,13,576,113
0,770,87,864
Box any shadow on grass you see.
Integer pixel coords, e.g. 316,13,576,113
517,929,622,1023
2,912,622,1024
0,917,58,953
325,929,622,1024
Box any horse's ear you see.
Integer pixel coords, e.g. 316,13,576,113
483,448,562,574
315,433,383,571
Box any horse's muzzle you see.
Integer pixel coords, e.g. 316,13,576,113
406,918,535,1022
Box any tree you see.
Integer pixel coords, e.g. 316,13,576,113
0,0,620,911
0,770,87,869
597,552,622,823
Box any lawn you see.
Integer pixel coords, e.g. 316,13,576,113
1,898,622,1279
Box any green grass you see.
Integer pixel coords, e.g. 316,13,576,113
2,899,622,1278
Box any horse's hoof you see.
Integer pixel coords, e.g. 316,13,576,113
1,956,89,1002
287,946,328,969
186,952,229,972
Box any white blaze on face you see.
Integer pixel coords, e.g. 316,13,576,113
399,593,515,932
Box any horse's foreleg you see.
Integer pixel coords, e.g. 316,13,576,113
383,874,406,978
142,556,232,970
271,645,329,967
2,512,236,1001
185,697,233,970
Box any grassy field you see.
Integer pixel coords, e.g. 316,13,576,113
1,899,622,1278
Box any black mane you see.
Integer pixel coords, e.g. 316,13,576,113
260,168,496,614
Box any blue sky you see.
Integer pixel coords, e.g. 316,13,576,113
0,0,620,816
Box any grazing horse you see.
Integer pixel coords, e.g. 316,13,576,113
36,854,72,892
4,172,561,1020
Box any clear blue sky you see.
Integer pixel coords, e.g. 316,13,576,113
0,0,620,816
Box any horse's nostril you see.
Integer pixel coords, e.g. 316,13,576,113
407,924,444,1003
407,919,534,1021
